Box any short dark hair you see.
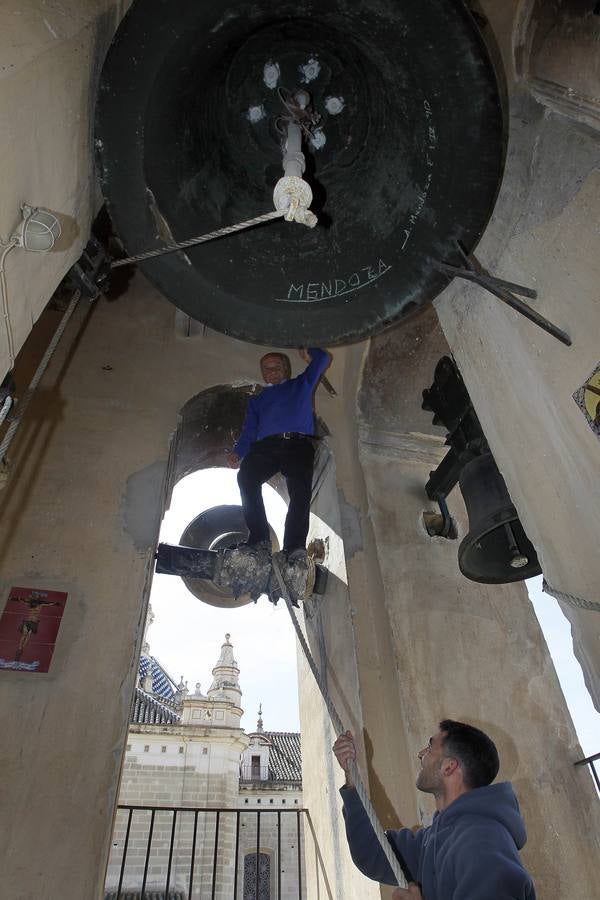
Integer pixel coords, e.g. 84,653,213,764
260,352,291,379
439,719,499,789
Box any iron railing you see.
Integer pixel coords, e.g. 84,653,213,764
574,751,600,794
239,765,270,782
105,805,323,900
238,766,301,787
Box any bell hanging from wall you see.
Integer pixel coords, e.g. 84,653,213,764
457,454,541,584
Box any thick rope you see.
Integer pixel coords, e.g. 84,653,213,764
271,556,409,888
110,209,286,269
0,290,81,462
542,579,600,613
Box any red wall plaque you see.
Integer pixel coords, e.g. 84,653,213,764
0,587,67,672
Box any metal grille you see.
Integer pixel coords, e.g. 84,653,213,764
105,806,311,900
105,893,187,900
243,852,270,899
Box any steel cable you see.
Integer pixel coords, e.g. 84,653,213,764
110,210,286,269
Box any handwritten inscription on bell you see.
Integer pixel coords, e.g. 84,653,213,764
277,259,391,303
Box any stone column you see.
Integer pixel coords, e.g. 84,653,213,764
435,0,600,706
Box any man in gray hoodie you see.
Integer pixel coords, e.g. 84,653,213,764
333,720,536,899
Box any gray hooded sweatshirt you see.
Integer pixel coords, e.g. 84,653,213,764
340,781,536,899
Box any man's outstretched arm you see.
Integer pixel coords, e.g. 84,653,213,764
333,732,421,887
299,347,330,388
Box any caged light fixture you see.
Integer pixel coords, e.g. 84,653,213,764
1,203,62,371
11,203,61,252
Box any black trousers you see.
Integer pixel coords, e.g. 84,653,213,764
237,436,315,551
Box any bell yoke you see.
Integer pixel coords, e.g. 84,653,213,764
227,348,330,560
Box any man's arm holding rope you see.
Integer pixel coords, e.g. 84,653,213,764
333,731,424,896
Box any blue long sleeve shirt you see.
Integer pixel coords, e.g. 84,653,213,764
340,782,536,900
233,348,329,459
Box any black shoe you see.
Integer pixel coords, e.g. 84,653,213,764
286,547,307,563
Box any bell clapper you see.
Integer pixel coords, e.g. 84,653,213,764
504,523,529,569
272,88,319,229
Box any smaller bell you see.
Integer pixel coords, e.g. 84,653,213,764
458,454,541,584
179,505,278,608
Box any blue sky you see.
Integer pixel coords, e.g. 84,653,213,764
149,469,599,760
527,575,599,757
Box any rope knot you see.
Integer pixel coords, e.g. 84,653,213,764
273,176,318,228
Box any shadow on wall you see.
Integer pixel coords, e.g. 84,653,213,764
0,301,97,571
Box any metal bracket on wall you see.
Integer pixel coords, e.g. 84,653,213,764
435,242,572,346
423,496,458,539
66,236,110,300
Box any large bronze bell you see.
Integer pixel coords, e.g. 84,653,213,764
458,454,541,584
179,505,278,608
96,0,505,346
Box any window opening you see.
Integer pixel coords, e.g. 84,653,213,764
243,852,271,900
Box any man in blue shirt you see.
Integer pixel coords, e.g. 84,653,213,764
333,722,536,900
226,348,330,560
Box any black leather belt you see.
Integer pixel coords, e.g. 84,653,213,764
265,432,311,440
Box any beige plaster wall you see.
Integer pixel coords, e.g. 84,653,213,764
355,297,600,899
435,0,600,707
0,275,310,899
0,1,128,378
359,443,600,898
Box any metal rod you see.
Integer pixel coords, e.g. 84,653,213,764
454,243,538,300
440,264,571,346
234,811,240,900
574,752,600,793
165,809,177,895
277,810,282,900
296,809,302,900
438,264,538,300
140,808,155,899
189,810,199,897
116,804,307,812
283,121,306,179
574,751,600,765
485,279,572,346
438,496,453,538
256,810,261,899
438,243,571,347
116,807,133,900
0,289,81,461
211,810,220,900
478,274,537,300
